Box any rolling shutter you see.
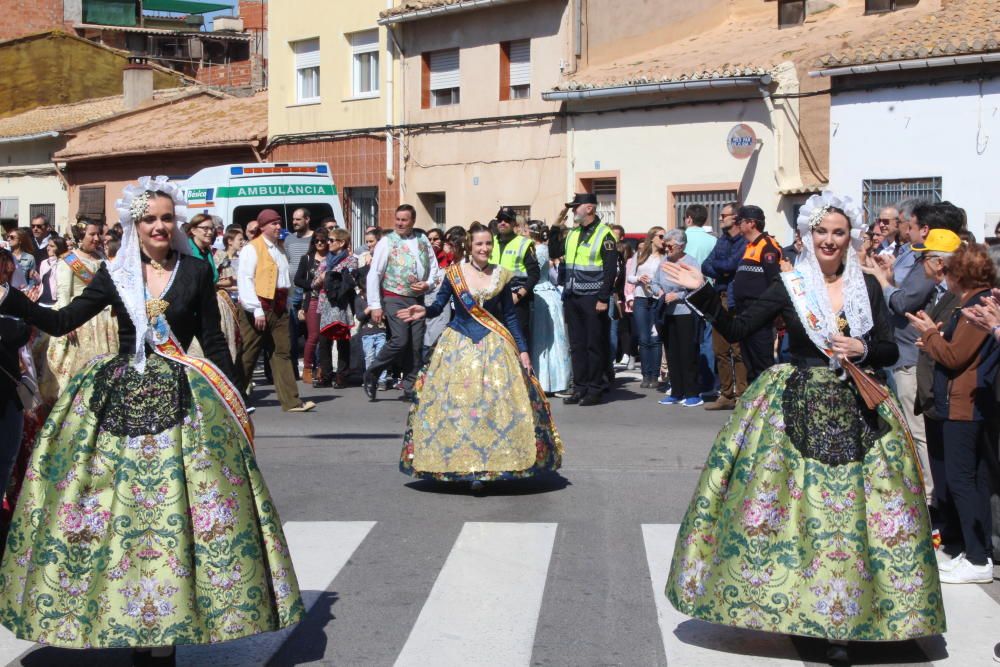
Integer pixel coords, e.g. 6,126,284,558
429,49,459,91
509,40,530,87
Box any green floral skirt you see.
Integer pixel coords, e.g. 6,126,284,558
0,354,304,648
666,364,945,641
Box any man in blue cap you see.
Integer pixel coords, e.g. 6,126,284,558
549,193,618,406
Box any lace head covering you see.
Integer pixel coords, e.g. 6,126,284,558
793,190,874,352
112,175,191,370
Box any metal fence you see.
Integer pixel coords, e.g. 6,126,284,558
673,189,739,235
861,177,942,224
345,187,378,250
593,178,617,227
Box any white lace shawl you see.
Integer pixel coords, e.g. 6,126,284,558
110,175,191,370
789,191,873,366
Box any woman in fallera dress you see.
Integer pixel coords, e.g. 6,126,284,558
528,223,571,395
44,220,119,402
660,192,944,663
397,222,562,491
0,177,302,665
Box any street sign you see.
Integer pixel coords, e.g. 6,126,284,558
727,124,757,159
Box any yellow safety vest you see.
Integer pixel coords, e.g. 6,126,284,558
564,222,613,295
489,235,532,278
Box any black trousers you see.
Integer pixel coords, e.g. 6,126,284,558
735,302,775,382
564,293,610,397
366,296,426,392
927,417,993,565
660,313,699,399
318,338,350,379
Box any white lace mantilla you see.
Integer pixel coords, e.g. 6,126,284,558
110,175,191,370
791,191,873,366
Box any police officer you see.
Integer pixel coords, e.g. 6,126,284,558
550,193,618,406
730,204,782,381
491,206,540,342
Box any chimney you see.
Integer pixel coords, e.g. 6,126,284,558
123,56,154,110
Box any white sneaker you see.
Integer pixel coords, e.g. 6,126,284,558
936,550,965,571
939,556,993,584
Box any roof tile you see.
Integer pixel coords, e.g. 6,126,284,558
554,0,996,92
815,0,999,67
0,89,190,140
54,92,266,160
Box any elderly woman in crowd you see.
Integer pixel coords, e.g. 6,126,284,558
651,228,701,406
908,241,999,585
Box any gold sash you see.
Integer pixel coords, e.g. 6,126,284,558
154,334,254,450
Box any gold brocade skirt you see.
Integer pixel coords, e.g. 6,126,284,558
400,328,562,482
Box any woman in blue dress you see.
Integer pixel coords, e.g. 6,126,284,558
528,224,571,394
397,223,562,490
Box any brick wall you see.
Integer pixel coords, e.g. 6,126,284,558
196,60,253,87
238,0,266,30
0,0,67,40
270,136,402,231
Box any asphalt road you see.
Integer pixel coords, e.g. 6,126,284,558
3,371,998,666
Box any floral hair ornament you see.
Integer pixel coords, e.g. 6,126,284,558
795,190,865,251
115,175,188,226
109,176,193,371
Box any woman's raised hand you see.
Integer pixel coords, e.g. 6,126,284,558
660,262,706,290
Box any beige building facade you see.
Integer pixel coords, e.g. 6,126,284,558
379,0,570,227
267,0,403,240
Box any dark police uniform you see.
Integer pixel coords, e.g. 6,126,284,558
732,229,782,381
550,194,618,405
490,208,540,343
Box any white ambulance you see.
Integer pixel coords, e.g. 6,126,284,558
181,162,345,230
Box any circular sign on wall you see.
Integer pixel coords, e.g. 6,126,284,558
727,123,757,159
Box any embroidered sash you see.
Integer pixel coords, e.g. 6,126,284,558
445,265,551,404
63,253,97,285
153,334,255,450
781,270,836,359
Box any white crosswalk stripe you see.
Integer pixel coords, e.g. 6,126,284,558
915,567,1000,664
178,520,376,666
643,523,1000,666
642,524,806,666
394,522,558,667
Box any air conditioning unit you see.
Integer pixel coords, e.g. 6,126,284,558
184,14,205,27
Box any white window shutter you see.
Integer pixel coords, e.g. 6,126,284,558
294,39,320,69
509,40,530,87
351,30,378,54
429,49,460,90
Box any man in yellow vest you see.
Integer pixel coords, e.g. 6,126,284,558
490,206,540,342
236,208,316,412
550,193,619,406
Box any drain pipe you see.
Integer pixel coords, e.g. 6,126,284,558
385,1,396,185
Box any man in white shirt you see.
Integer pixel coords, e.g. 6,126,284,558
363,204,441,401
237,209,315,412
